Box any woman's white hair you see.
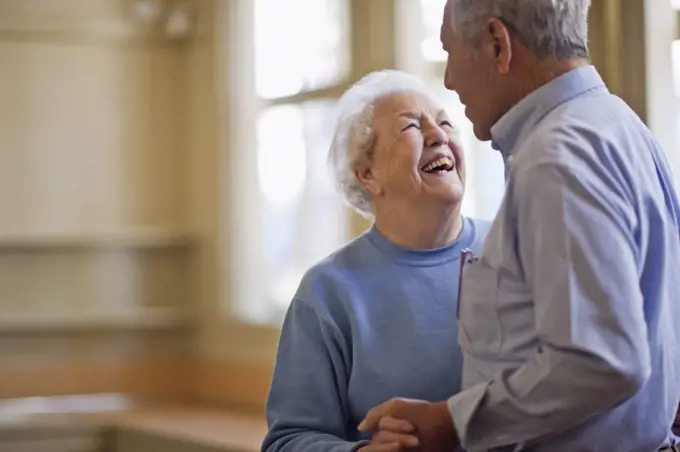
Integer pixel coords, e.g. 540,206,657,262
328,70,435,218
448,0,591,59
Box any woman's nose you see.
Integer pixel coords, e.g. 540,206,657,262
424,124,449,148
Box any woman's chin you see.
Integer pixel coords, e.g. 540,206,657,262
426,185,464,206
424,172,463,191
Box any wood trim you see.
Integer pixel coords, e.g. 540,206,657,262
0,358,273,410
601,0,623,94
0,308,188,333
0,0,195,47
0,228,194,250
0,358,190,399
262,83,352,106
190,360,272,411
589,0,647,121
0,28,189,48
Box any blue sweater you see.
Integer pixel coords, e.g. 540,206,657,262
262,217,491,452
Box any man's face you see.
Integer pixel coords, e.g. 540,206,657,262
440,5,509,141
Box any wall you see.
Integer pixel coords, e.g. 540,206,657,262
644,0,680,175
588,0,647,121
0,0,275,408
0,0,194,398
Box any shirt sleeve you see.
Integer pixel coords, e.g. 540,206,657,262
261,297,368,452
447,160,651,451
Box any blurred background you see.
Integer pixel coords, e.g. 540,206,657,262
0,0,676,450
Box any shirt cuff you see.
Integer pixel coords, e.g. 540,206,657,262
447,381,489,447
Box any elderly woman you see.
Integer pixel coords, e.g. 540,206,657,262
261,70,490,452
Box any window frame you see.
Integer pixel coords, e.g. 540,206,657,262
216,0,505,331
218,0,396,327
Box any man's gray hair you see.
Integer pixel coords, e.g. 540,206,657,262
448,0,591,59
328,70,435,218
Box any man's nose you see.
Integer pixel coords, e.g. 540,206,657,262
444,75,454,91
444,65,458,92
444,69,454,91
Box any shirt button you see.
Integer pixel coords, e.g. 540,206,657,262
507,155,514,163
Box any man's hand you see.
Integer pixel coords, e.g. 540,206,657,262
358,398,459,452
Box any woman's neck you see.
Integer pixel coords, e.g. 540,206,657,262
373,202,463,250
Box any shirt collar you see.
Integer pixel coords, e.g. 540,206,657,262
490,65,607,160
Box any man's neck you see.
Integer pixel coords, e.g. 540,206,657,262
373,202,463,250
513,58,589,108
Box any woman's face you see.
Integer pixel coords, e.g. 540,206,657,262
357,90,465,212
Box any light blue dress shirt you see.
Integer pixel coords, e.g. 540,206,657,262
447,65,680,451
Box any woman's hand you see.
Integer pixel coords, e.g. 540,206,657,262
358,416,419,451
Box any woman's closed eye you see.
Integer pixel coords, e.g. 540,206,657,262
401,123,420,131
400,120,452,132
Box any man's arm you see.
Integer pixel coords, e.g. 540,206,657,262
262,298,368,452
448,160,651,450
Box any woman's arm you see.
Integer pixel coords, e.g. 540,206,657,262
262,297,368,452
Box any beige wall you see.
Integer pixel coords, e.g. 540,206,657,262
0,0,276,405
0,0,193,393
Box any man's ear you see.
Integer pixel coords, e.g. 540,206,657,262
485,17,512,74
355,163,383,196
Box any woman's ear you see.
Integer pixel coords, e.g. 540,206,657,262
355,162,383,196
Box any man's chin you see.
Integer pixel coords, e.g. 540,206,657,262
472,122,493,142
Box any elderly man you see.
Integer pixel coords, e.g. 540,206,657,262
358,1,680,451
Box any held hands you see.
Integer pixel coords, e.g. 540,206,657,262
358,398,460,452
358,416,420,451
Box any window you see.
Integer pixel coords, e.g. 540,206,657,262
419,0,448,62
253,0,349,98
225,0,505,326
646,0,680,179
256,101,346,317
230,0,351,325
396,0,506,220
